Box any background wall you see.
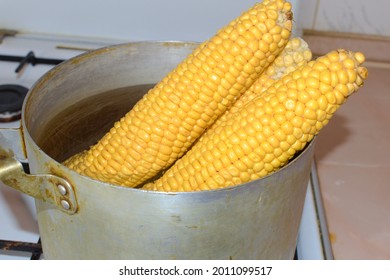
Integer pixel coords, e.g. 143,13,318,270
299,0,390,37
0,0,300,42
1,0,388,41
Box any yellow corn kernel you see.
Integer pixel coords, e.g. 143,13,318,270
208,37,312,131
143,49,368,192
63,0,293,188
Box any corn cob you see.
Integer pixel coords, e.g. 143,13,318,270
64,0,293,187
208,37,312,131
143,49,368,192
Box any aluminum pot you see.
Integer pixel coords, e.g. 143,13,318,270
0,41,314,259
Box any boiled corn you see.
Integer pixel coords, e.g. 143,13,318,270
208,37,312,131
143,49,368,192
64,0,293,187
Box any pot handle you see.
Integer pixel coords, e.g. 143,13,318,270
0,147,78,214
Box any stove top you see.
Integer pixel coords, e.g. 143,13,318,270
0,32,333,260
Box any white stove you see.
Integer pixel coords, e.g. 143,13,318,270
0,32,332,260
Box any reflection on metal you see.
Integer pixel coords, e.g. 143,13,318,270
0,127,27,161
310,160,334,260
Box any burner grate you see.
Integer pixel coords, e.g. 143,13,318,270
0,51,64,73
0,238,298,260
0,238,42,260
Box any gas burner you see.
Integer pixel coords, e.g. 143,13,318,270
0,84,28,122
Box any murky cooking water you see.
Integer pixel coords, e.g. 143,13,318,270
37,84,154,162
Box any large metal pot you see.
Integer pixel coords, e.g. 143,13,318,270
0,42,314,259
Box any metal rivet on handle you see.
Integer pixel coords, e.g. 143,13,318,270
57,184,67,195
61,200,70,210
